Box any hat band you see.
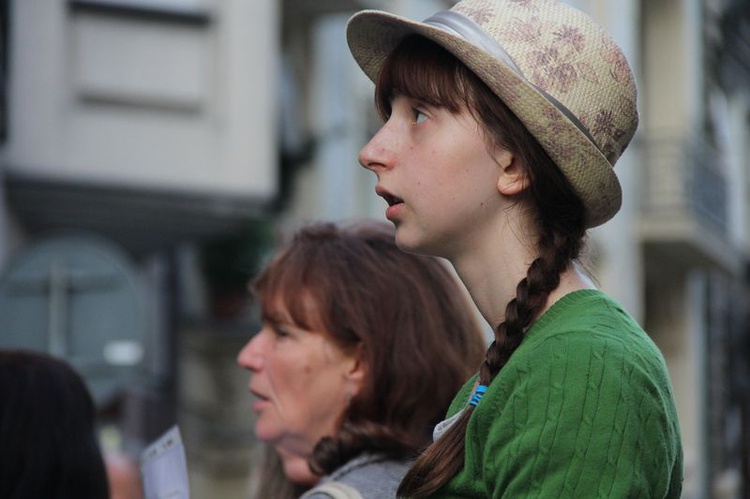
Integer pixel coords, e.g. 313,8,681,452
423,10,603,156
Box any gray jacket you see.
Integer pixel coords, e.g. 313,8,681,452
303,454,411,499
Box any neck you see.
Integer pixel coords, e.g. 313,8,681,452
449,224,595,330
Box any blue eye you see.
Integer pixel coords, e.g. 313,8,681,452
414,109,428,124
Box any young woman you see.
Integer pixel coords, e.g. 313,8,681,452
347,0,684,497
237,220,486,498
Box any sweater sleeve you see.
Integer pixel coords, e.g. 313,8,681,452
471,331,682,498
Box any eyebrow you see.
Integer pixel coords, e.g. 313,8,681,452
261,310,286,324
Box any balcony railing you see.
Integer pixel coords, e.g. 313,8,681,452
640,133,728,236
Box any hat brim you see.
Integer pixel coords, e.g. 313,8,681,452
347,10,622,228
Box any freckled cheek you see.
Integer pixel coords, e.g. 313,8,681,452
267,358,307,397
284,361,316,395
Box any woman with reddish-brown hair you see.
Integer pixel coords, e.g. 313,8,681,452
238,220,486,498
347,0,683,497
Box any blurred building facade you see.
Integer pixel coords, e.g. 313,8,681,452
0,0,748,498
637,0,749,497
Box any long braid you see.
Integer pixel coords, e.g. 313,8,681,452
487,225,580,378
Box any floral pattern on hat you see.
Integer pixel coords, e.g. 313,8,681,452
540,107,580,161
530,47,581,94
600,37,633,85
454,4,497,25
554,26,586,52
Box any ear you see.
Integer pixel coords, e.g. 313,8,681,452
342,347,366,395
495,149,529,196
344,355,366,382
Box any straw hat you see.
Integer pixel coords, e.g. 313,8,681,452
347,0,638,228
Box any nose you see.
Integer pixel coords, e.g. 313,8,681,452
358,122,394,173
237,331,265,372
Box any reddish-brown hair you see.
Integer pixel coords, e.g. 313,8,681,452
375,35,587,497
252,220,486,477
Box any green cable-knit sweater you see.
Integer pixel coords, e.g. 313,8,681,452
433,289,683,498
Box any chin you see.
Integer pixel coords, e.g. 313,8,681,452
254,421,283,444
394,230,423,254
395,231,441,258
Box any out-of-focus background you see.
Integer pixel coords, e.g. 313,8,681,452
0,0,748,497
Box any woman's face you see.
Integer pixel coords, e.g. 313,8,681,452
358,94,508,259
237,297,361,458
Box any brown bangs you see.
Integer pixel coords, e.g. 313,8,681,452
252,245,321,332
375,35,477,119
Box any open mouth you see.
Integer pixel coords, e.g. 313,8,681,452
375,186,404,210
383,193,403,206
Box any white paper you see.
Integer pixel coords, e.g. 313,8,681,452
140,425,190,499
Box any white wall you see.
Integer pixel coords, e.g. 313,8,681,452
1,0,278,200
